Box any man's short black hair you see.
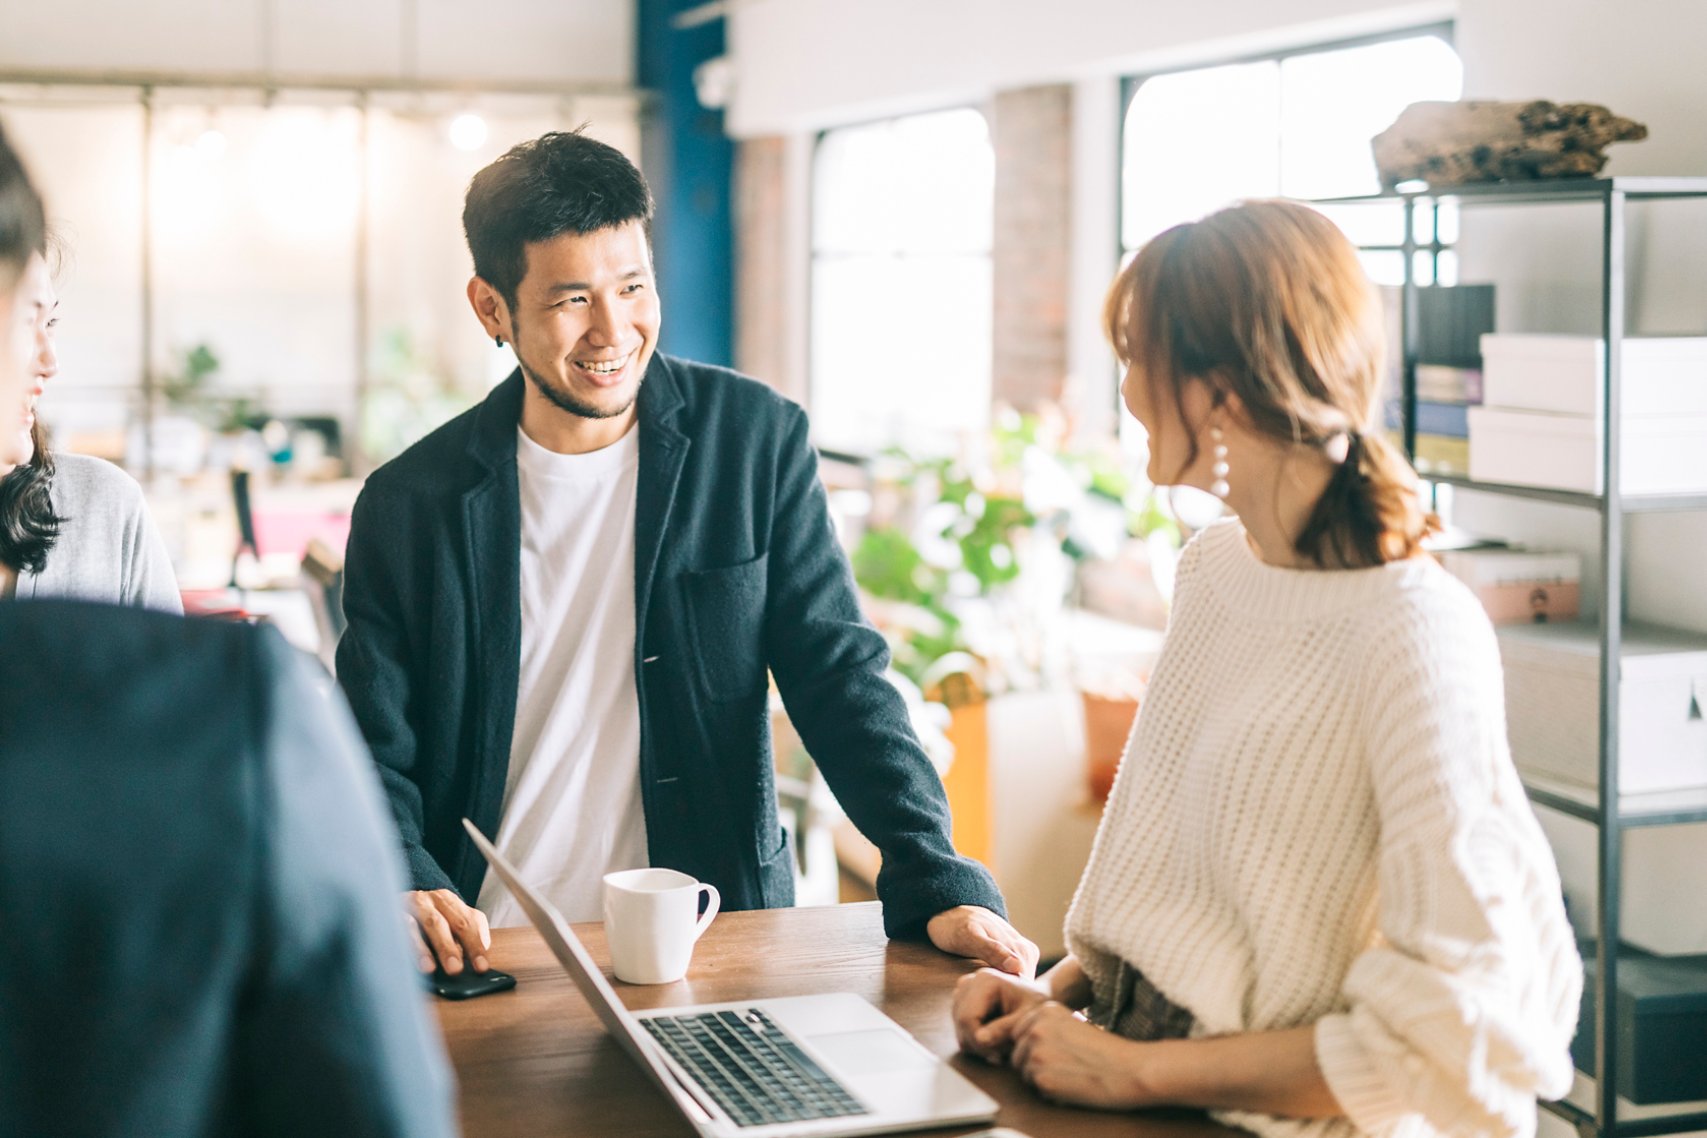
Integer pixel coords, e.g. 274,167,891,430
0,124,46,289
462,128,654,308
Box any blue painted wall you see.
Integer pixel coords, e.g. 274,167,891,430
637,0,735,368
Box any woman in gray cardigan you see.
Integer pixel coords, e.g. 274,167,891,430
0,250,179,611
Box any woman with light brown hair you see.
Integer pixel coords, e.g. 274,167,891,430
952,200,1581,1137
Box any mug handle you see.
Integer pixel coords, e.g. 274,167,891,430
692,884,721,941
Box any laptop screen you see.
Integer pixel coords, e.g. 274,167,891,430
460,819,713,1123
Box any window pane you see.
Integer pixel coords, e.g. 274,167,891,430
1358,249,1406,288
0,101,146,449
151,101,362,425
813,109,992,256
810,254,991,454
1435,249,1459,286
1279,34,1463,200
1434,199,1460,244
890,110,994,253
811,110,994,453
1121,61,1281,249
1314,200,1407,247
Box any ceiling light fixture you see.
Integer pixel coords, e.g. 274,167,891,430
449,111,488,152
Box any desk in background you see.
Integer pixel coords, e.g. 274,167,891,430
435,902,1235,1138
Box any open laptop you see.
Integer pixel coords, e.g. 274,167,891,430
463,819,999,1137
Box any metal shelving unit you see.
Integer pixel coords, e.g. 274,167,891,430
1343,176,1707,1138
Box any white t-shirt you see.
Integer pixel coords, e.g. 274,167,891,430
475,425,650,926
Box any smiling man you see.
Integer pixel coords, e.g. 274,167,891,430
336,129,1035,982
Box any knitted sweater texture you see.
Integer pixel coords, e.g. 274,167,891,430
1065,520,1582,1138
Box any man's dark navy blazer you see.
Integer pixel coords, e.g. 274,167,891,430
336,354,1004,937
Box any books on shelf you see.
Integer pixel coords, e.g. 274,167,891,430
1415,363,1483,404
1412,433,1468,475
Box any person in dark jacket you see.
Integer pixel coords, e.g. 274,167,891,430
0,129,453,1138
0,612,460,1138
336,128,1037,982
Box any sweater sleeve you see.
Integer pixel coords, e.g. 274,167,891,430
120,477,183,614
1313,596,1582,1137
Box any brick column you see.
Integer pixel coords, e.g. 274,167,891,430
734,135,797,399
992,84,1074,412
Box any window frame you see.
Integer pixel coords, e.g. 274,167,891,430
1116,21,1458,265
1112,22,1461,434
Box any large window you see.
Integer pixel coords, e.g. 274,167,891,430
1,88,638,472
810,109,993,455
1120,28,1464,287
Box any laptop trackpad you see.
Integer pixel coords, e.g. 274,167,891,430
807,1029,931,1076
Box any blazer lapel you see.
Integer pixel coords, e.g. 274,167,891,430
461,373,524,855
634,356,690,650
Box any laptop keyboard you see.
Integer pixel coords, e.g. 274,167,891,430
641,1008,869,1128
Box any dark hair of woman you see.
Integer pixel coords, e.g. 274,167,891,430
0,420,59,574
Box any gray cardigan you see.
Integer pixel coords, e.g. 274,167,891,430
19,453,182,613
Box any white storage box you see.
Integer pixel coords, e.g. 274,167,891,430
1468,405,1707,495
1534,807,1707,957
1480,334,1707,417
1499,621,1707,796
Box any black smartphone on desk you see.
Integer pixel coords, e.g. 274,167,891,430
423,965,517,1000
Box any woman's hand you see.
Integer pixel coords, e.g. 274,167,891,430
1010,1002,1154,1110
951,967,1051,1065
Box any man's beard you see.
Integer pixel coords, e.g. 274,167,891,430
518,355,641,421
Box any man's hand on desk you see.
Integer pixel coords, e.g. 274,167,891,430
406,889,492,975
926,905,1039,979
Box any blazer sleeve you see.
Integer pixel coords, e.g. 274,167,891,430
239,629,457,1138
761,403,1006,938
336,481,455,894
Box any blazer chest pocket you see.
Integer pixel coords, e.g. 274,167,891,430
682,553,769,702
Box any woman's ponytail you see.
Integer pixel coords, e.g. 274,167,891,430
1295,430,1435,569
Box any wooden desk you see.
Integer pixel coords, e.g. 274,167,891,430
435,902,1235,1138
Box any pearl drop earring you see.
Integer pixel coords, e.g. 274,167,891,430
1210,425,1230,500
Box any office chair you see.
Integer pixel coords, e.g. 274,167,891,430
230,469,260,589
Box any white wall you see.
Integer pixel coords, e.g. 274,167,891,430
0,0,634,87
726,0,1450,137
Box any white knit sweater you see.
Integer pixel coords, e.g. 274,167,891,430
1065,520,1582,1138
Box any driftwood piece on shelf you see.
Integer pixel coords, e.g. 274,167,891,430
1371,100,1649,188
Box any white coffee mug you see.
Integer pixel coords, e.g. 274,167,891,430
602,868,721,985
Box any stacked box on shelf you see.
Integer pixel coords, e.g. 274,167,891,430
1572,948,1707,1104
1439,547,1580,623
1469,335,1707,494
1499,620,1707,796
